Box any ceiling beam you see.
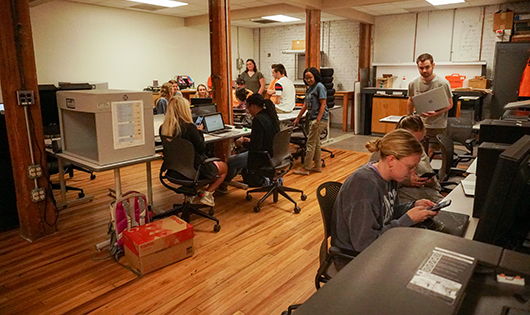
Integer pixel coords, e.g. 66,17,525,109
324,0,409,9
324,7,375,24
185,4,306,27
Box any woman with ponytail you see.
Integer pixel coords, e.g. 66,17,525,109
219,93,280,191
331,129,438,270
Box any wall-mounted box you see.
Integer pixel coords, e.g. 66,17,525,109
292,40,305,50
493,9,514,31
56,89,154,166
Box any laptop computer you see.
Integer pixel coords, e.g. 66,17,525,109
412,86,450,114
461,174,476,196
202,112,231,134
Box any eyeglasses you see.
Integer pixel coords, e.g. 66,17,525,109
395,157,417,172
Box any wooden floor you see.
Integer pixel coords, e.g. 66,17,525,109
0,148,369,315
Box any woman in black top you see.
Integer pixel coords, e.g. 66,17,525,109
221,93,280,189
160,96,227,207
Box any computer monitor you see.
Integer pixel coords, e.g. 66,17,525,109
190,97,213,105
473,135,530,254
191,103,217,120
38,84,60,136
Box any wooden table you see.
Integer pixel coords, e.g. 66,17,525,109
295,90,354,132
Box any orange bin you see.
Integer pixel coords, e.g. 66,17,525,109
445,73,466,89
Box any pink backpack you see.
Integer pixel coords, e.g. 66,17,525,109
109,191,150,258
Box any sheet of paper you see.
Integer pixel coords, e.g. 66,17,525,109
112,100,145,150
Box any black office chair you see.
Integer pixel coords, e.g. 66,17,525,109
290,118,334,168
436,133,475,192
446,117,478,156
281,181,355,315
47,157,85,198
153,136,221,232
245,128,307,213
314,181,356,289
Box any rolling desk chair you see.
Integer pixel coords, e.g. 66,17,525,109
245,128,307,213
435,133,475,192
153,136,221,232
47,157,86,198
290,118,334,168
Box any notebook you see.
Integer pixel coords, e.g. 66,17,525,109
415,210,470,237
202,112,231,134
412,86,450,114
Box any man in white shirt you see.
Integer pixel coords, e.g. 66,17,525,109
272,64,295,113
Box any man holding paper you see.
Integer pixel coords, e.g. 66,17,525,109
407,53,453,153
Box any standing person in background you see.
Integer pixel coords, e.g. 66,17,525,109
267,64,279,103
194,84,211,98
160,96,227,206
331,129,437,270
369,115,443,204
271,64,295,113
406,53,452,155
154,82,172,114
240,59,265,95
168,79,184,98
293,67,328,175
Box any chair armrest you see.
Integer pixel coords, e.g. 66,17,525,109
203,157,221,164
329,246,356,260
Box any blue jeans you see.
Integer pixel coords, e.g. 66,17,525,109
225,151,248,183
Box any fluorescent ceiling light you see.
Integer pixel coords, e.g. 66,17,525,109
128,0,188,8
261,15,301,22
426,0,464,5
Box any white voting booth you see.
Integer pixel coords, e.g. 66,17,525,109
56,89,154,166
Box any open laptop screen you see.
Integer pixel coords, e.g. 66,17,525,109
203,113,224,133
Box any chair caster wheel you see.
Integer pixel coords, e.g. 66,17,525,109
301,194,307,201
321,161,326,168
246,195,252,201
254,206,261,213
209,209,215,216
213,224,221,232
294,206,301,214
90,174,96,180
78,192,85,198
330,153,335,158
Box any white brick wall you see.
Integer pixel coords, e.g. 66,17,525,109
253,20,360,91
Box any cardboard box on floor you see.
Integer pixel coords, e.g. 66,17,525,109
122,215,194,275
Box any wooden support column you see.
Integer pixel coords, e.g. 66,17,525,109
305,9,321,70
0,0,57,240
359,23,372,78
209,0,232,160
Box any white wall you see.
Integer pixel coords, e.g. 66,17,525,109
373,2,530,79
253,20,360,91
29,1,253,90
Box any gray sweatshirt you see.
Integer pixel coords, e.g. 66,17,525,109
331,163,415,254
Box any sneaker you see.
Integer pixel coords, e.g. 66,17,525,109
310,167,323,173
199,191,215,207
216,183,229,195
293,168,310,175
183,195,196,204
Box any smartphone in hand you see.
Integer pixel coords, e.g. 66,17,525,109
420,172,436,179
427,199,452,212
195,116,204,127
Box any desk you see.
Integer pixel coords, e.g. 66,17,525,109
442,181,478,240
54,152,162,209
294,228,530,315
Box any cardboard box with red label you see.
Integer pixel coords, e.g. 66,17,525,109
122,215,194,275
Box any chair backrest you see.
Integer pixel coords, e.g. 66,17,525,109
161,136,197,180
447,117,474,153
436,133,455,181
270,128,293,167
316,181,343,239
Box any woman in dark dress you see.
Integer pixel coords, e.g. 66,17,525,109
160,96,227,206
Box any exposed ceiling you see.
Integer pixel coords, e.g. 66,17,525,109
30,0,523,27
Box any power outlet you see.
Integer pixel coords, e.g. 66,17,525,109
30,188,46,203
28,164,43,179
16,90,35,106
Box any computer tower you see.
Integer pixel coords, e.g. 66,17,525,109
0,113,19,231
473,142,511,218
